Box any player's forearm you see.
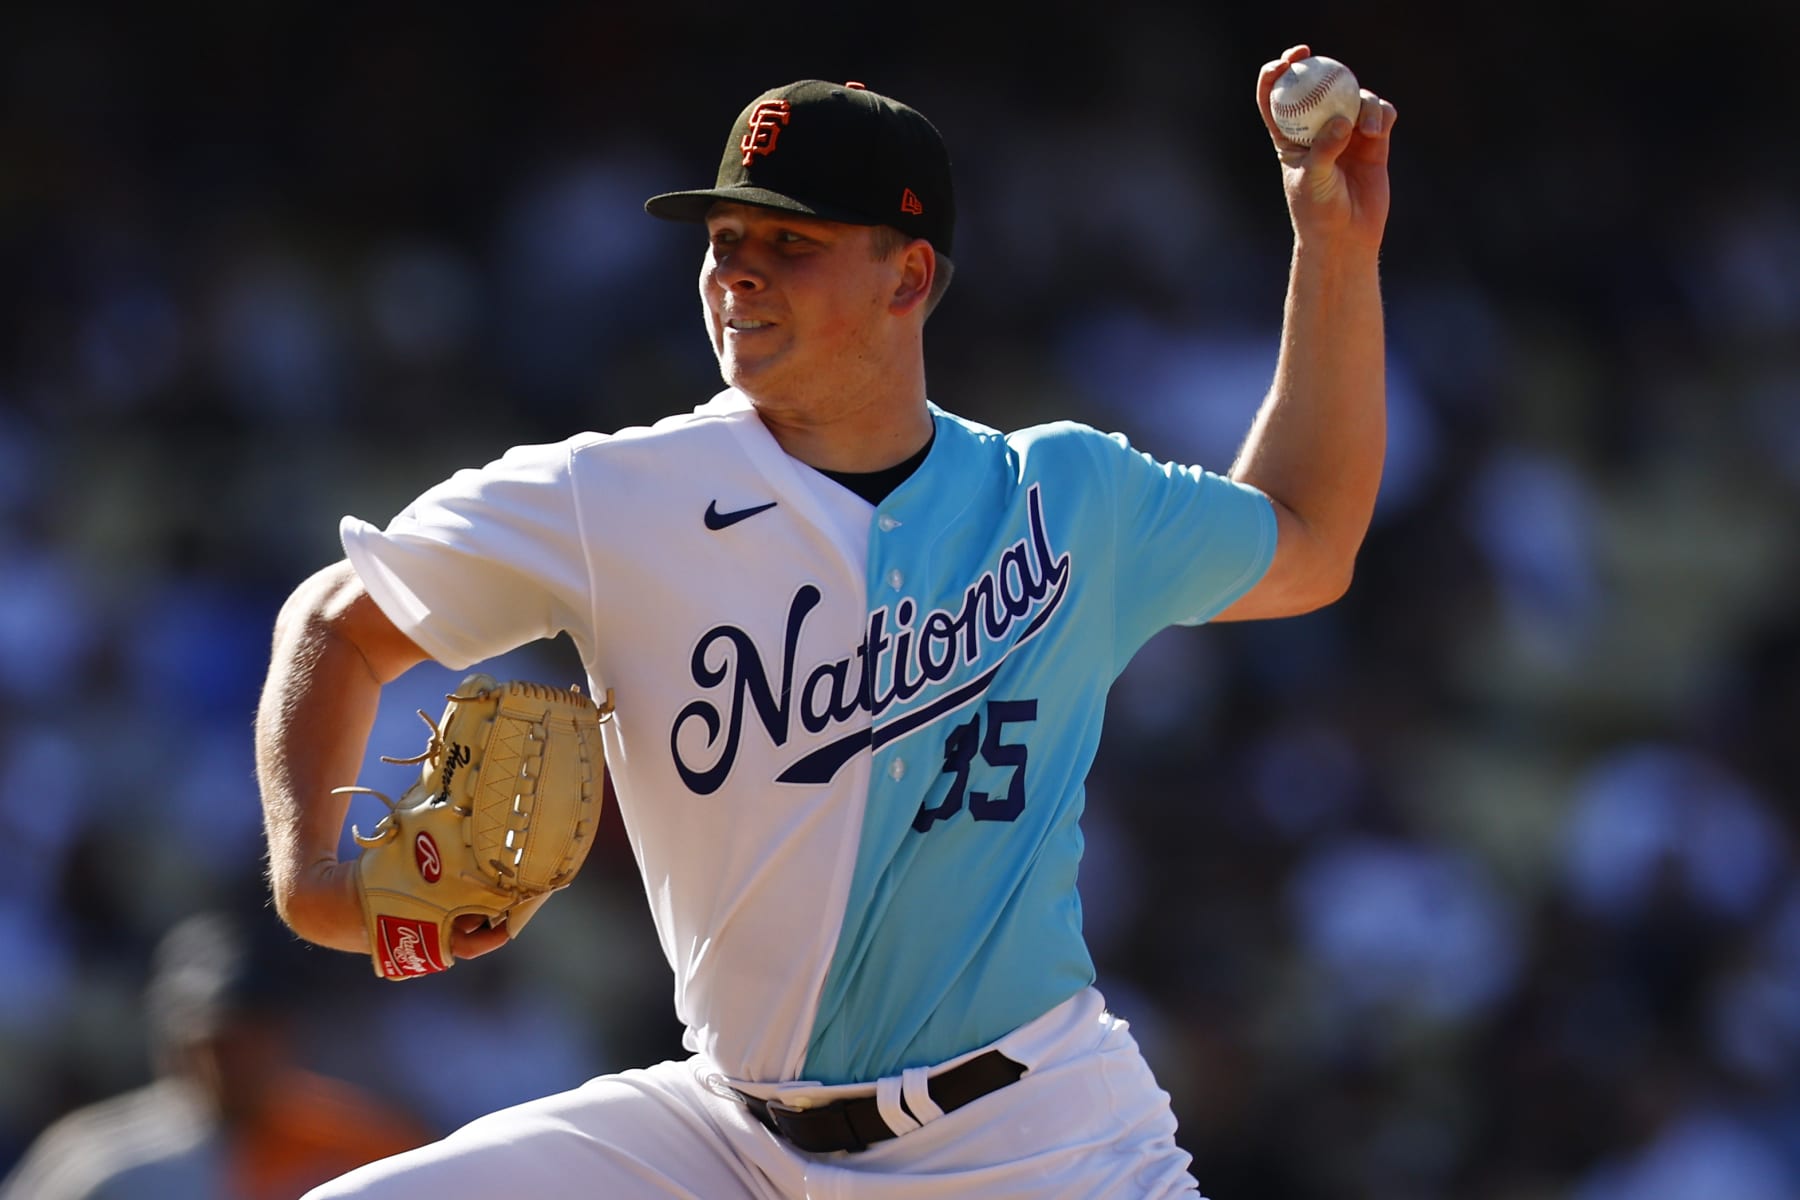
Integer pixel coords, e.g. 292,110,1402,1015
255,577,385,953
1231,237,1385,601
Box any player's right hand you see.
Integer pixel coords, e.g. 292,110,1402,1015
1256,45,1397,251
450,914,510,960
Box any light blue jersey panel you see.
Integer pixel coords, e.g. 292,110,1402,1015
801,411,1276,1083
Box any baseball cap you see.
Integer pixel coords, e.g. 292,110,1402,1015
645,79,955,255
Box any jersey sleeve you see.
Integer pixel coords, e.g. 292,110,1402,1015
339,439,594,670
1095,429,1277,659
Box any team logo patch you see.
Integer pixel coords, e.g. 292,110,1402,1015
375,915,447,979
740,100,791,166
414,832,442,883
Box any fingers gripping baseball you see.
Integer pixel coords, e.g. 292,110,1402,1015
1258,46,1397,242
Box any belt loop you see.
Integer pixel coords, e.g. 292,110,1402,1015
901,1066,945,1124
874,1075,921,1136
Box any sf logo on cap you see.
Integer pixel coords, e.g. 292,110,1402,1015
740,100,791,165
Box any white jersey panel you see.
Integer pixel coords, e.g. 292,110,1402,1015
343,392,877,1082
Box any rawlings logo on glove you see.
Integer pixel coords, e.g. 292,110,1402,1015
334,674,612,980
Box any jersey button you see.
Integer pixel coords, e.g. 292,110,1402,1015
888,569,904,589
877,515,900,532
888,758,906,781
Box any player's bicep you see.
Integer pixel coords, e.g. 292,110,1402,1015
297,559,433,683
1210,494,1351,622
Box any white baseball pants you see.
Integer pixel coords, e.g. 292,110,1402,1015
304,988,1202,1199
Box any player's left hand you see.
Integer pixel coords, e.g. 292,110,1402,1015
1257,45,1397,250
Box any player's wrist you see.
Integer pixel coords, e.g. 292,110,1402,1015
1285,234,1383,296
1289,224,1384,268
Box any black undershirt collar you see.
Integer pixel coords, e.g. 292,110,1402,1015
818,428,936,506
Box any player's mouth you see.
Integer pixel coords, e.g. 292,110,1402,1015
725,319,775,333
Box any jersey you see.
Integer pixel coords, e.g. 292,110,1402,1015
340,388,1275,1085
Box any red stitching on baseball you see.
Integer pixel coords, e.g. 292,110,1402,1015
1282,69,1341,115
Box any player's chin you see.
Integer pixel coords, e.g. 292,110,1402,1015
718,353,782,396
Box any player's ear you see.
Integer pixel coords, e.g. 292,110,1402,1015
889,239,935,317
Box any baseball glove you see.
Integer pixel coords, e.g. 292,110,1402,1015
333,673,612,980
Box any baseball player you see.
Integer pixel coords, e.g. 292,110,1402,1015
256,46,1396,1198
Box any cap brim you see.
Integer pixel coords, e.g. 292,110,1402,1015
644,186,884,227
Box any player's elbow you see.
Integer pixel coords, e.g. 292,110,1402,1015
1260,503,1363,616
1266,558,1354,618
1216,552,1354,622
1295,558,1355,614
265,866,310,940
1301,524,1366,608
267,863,369,956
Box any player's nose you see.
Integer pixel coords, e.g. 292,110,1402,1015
708,247,768,294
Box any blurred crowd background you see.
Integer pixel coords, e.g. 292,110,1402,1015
2,3,1797,1197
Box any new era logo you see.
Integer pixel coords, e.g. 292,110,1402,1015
900,187,923,216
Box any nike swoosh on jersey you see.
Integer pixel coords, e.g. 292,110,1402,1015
704,499,778,530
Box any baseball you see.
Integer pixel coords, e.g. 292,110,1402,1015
1269,55,1361,146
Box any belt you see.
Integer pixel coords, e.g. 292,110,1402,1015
735,1050,1026,1154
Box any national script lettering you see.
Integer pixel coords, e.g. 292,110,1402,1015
670,486,1071,794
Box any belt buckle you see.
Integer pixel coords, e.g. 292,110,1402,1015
765,1098,810,1121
